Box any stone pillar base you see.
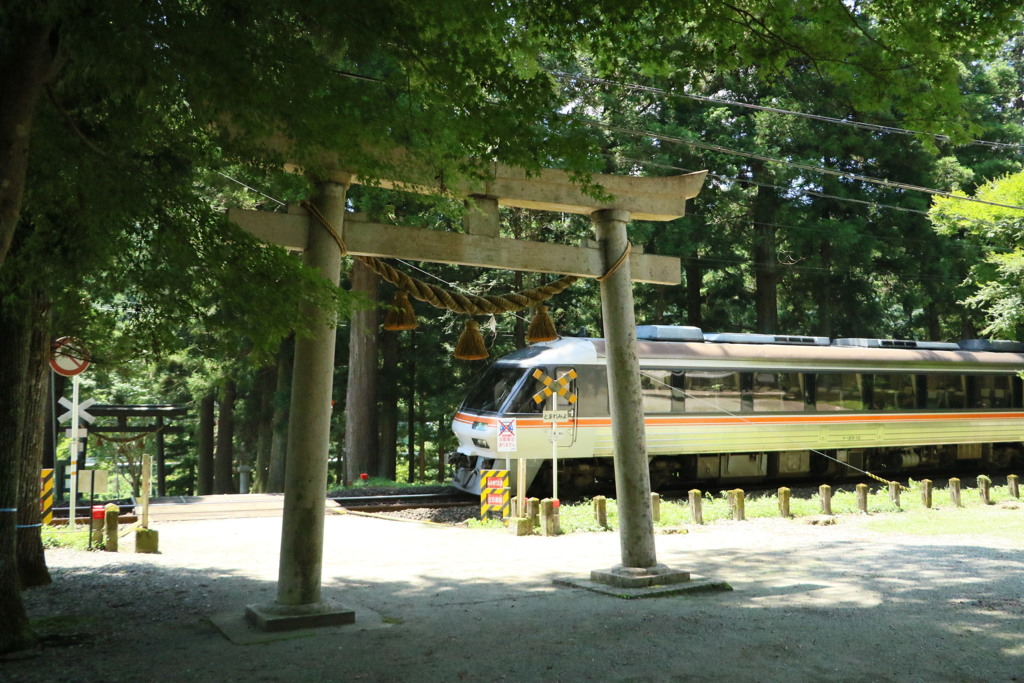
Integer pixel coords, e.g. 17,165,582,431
245,598,356,632
554,564,731,598
591,563,690,588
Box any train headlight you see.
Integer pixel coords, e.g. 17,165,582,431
471,421,488,431
472,438,490,449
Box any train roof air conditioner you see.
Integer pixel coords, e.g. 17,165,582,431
635,325,704,341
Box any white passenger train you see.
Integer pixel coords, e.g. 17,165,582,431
448,326,1024,495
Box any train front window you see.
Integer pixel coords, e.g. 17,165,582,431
460,366,529,414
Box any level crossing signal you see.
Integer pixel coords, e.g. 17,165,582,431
531,368,577,405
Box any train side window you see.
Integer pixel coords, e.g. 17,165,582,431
640,370,675,414
924,374,966,409
972,374,1014,409
684,371,742,413
871,373,916,410
815,373,864,411
752,372,805,412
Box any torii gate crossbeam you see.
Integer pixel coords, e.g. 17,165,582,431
238,165,709,631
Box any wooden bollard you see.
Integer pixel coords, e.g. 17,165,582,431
540,498,560,536
855,483,869,514
527,498,541,528
1009,474,1020,499
778,487,791,518
888,481,901,508
949,477,962,507
977,475,992,505
651,492,661,523
688,489,703,525
104,503,119,552
921,479,933,509
731,489,746,521
593,495,608,528
819,484,833,515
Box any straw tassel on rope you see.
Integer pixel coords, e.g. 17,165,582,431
383,290,418,331
454,319,489,360
526,304,558,343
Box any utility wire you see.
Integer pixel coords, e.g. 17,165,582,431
589,120,1024,212
553,71,1024,153
623,156,930,216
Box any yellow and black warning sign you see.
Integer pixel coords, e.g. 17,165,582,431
531,368,577,405
40,468,54,525
479,469,510,521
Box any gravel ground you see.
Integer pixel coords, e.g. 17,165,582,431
5,502,1024,682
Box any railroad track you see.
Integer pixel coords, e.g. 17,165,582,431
329,492,475,513
50,490,477,522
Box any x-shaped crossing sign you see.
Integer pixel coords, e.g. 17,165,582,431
531,368,577,405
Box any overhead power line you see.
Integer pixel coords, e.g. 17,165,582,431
588,120,1024,212
621,156,930,216
553,71,1024,153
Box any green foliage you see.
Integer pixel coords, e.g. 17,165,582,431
929,171,1024,338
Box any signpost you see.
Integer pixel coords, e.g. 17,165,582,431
51,337,90,529
532,369,578,502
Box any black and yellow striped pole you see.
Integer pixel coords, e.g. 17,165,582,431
40,468,54,525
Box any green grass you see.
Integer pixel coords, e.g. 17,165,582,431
41,526,92,550
486,479,1024,536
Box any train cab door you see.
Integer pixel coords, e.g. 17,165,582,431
551,366,578,447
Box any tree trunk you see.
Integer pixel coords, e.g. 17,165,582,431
512,270,526,347
0,294,38,653
815,240,834,337
0,19,59,269
266,336,293,493
406,333,417,484
214,381,236,494
685,251,702,327
343,259,379,480
17,290,52,589
253,364,276,493
752,180,780,334
436,418,446,484
196,393,215,495
378,329,399,481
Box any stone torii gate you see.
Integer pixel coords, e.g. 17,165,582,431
231,163,707,629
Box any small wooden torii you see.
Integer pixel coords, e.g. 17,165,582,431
231,162,706,630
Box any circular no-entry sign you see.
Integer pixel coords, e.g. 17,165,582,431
50,337,90,377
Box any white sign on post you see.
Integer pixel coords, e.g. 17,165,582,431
496,419,517,452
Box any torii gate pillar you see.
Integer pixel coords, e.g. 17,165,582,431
592,209,658,570
245,179,357,630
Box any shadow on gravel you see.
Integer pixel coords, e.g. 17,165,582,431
7,535,1024,682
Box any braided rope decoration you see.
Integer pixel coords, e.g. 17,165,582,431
301,200,579,315
360,256,577,315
